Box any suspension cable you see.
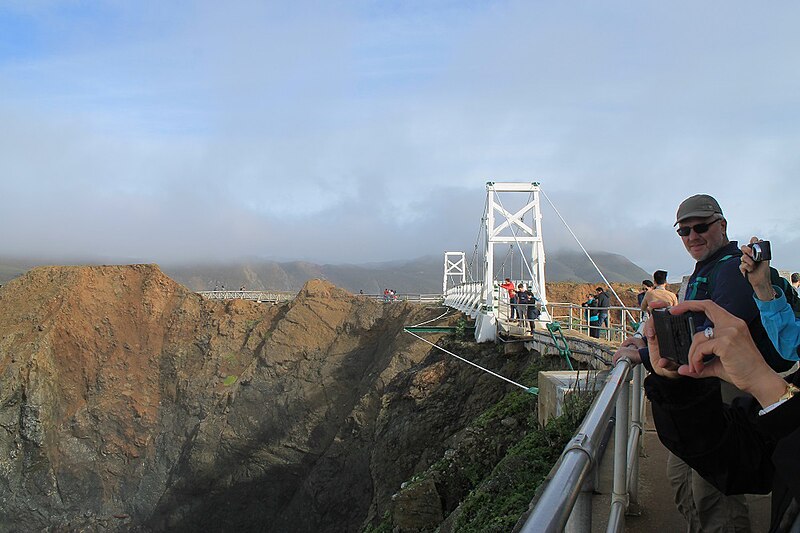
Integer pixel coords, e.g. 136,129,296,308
404,329,538,394
407,309,452,328
540,189,637,325
466,197,489,283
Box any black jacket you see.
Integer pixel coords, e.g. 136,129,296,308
639,241,790,374
645,371,800,532
595,290,610,310
685,241,790,372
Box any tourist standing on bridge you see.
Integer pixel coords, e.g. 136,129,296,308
615,193,791,532
522,287,541,333
500,278,517,319
594,287,610,335
516,283,528,323
582,293,600,338
640,270,678,314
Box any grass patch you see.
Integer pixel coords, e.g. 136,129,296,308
222,375,237,386
452,401,589,532
365,354,592,533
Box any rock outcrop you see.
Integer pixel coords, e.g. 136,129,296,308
0,265,538,532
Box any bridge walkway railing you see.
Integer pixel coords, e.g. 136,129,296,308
198,290,296,303
519,358,645,532
198,290,444,304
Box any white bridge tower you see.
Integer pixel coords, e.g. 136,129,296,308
442,252,466,294
476,181,549,341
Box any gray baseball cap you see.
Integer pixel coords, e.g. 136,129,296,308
674,194,723,226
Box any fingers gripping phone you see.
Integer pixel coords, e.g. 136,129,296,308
651,308,695,366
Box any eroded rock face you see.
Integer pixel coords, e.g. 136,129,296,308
0,266,450,531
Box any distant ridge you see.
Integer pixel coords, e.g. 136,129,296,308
0,252,650,294
161,251,649,294
1,251,649,293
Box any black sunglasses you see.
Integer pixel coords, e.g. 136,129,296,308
676,218,721,237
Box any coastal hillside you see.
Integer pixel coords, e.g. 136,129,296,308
0,265,581,532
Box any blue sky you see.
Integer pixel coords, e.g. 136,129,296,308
1,1,799,279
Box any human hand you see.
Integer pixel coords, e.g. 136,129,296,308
669,299,787,406
740,237,774,301
642,301,682,379
621,335,646,350
613,343,642,365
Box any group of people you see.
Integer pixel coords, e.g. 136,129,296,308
611,193,800,532
582,286,611,338
499,278,542,333
383,288,398,302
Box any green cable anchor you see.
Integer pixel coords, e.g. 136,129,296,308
546,321,574,370
525,386,539,395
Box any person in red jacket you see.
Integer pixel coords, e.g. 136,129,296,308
500,278,517,319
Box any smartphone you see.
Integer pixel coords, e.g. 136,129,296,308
651,308,695,366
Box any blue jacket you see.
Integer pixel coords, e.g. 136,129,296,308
754,286,800,361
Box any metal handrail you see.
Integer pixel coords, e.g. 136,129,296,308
198,290,295,302
545,302,643,343
520,358,645,532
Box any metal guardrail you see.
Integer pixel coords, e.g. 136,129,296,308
198,290,443,304
520,358,646,533
363,293,443,303
545,302,644,343
197,290,295,303
494,295,642,343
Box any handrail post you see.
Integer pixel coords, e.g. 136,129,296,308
628,364,644,509
607,367,630,532
521,361,631,533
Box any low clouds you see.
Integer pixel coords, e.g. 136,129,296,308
1,1,799,277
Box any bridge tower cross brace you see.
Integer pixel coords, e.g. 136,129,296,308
443,252,466,294
483,181,547,308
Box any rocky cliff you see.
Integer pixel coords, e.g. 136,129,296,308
0,265,553,532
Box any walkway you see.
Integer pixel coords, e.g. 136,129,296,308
592,402,771,532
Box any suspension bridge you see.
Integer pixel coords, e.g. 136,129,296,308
435,181,771,532
197,181,770,531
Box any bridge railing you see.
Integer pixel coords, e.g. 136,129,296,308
363,293,443,303
545,302,644,343
197,290,296,303
443,282,485,318
520,358,645,532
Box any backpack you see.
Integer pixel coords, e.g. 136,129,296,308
686,253,799,373
771,270,800,319
688,253,800,319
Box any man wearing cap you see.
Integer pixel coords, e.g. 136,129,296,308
615,193,791,532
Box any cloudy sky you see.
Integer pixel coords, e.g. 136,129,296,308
1,1,799,280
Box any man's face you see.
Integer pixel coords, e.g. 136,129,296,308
677,215,728,261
